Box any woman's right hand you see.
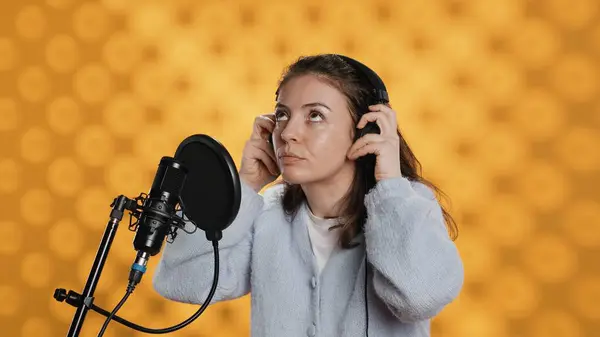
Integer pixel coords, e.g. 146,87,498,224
239,113,280,192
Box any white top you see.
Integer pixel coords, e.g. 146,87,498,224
305,204,341,275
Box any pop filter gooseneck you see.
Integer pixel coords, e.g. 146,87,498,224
54,134,241,337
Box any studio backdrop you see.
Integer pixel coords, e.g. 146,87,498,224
0,0,599,336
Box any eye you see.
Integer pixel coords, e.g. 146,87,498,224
308,110,324,122
274,110,288,121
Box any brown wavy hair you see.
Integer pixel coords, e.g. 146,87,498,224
273,54,458,249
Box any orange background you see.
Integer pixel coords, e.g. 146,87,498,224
0,0,599,336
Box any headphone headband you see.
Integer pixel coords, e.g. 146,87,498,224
335,54,389,104
274,54,389,105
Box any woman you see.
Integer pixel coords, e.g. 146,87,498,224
153,54,464,337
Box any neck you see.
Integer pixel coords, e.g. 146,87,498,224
301,164,355,219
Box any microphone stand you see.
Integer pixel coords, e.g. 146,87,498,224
55,195,135,337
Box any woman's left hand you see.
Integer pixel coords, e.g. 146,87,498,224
347,104,402,182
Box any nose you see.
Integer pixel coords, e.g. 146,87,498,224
278,118,303,145
279,128,296,144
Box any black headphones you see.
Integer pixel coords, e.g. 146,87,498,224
335,54,390,139
334,54,390,193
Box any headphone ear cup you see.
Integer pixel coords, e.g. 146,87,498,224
269,133,276,154
354,118,379,193
357,122,380,139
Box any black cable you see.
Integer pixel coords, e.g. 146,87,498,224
90,240,220,334
360,163,370,337
362,163,372,337
364,254,369,337
97,284,134,336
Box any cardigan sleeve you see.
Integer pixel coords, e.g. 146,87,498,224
363,176,464,323
152,180,280,305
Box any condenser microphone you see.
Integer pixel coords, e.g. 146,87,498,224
133,157,187,255
56,133,243,337
128,157,188,286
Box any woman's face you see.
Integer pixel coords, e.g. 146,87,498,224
273,74,356,185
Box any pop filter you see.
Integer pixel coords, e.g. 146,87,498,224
174,134,241,241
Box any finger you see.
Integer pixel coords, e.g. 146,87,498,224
368,104,394,114
250,139,277,163
369,104,397,125
357,133,385,145
251,114,276,140
356,111,391,135
253,142,279,175
368,104,391,112
260,141,278,165
263,156,280,176
348,143,381,160
347,136,384,158
262,113,276,122
347,133,384,155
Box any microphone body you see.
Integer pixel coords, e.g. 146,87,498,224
129,157,188,286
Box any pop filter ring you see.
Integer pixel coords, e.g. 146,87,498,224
174,134,242,241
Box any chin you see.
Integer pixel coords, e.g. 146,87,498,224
281,172,308,185
281,169,319,185
280,160,353,186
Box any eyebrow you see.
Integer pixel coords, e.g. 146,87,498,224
275,102,332,111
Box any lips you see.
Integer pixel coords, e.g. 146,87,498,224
281,156,303,164
278,151,304,165
278,151,303,159
280,154,302,159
